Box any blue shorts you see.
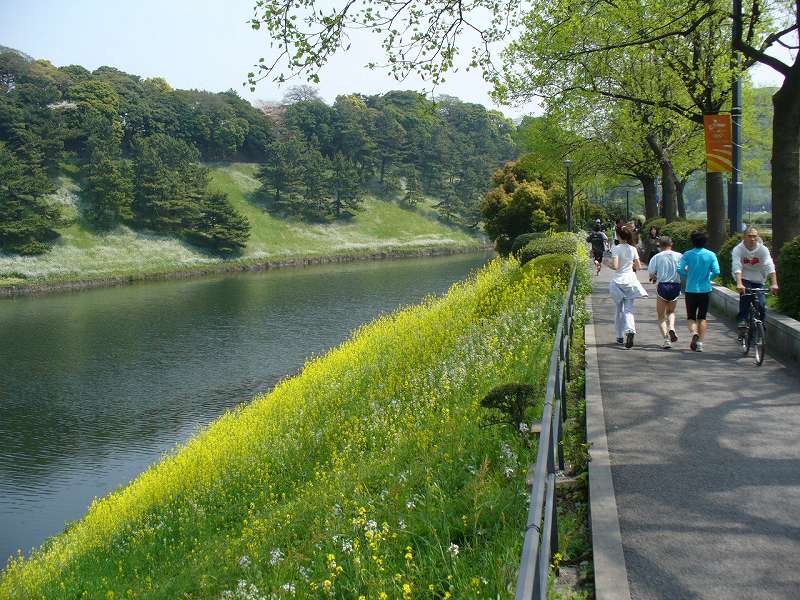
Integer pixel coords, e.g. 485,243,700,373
657,282,681,302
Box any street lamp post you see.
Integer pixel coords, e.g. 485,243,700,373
564,160,573,231
625,190,630,222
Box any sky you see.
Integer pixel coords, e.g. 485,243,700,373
0,0,539,117
0,0,791,118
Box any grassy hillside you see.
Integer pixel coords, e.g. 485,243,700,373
0,254,589,599
0,163,484,287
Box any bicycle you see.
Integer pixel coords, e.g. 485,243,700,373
738,287,769,365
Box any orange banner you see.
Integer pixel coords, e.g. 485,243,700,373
704,114,732,173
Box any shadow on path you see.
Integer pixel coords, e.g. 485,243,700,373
591,264,800,600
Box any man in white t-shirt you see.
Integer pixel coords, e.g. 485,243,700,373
647,236,682,348
732,226,779,339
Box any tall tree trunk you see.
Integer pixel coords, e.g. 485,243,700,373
706,172,726,251
675,176,687,219
661,168,677,222
771,70,800,255
637,173,658,219
646,132,677,222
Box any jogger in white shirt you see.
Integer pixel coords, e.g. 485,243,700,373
606,224,648,348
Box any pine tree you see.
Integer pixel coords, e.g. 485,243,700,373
0,142,60,255
188,191,250,253
329,153,363,218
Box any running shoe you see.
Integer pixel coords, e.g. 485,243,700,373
616,337,624,344
625,332,635,348
662,337,672,349
690,333,699,351
695,341,704,352
669,330,678,343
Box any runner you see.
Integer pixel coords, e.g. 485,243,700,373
586,223,609,276
647,236,682,349
606,224,648,348
677,230,720,352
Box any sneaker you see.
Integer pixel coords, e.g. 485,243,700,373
669,330,678,343
695,341,704,352
690,333,699,351
625,332,635,348
662,338,672,349
616,337,624,345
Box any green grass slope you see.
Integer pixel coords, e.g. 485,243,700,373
0,163,484,287
0,256,588,599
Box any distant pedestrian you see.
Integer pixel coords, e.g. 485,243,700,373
643,225,660,263
677,230,720,352
606,224,647,348
732,226,779,342
647,236,682,349
613,218,625,245
586,223,609,276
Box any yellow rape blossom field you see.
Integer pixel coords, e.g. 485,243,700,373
0,247,589,599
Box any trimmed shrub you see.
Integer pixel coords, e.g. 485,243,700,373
524,253,576,279
642,217,666,233
510,232,546,256
518,232,579,265
717,232,772,285
777,235,800,320
661,220,706,253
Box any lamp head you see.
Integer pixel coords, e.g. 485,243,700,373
563,159,573,168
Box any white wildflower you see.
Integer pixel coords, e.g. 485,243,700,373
398,519,407,530
448,543,460,557
281,583,296,595
406,500,416,510
519,422,530,434
270,548,285,566
239,555,251,568
504,466,515,479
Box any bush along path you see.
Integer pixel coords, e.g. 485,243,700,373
1,238,590,599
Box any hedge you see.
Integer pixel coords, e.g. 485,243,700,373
523,253,576,278
777,235,800,320
510,232,546,256
717,232,772,285
661,220,706,253
642,217,667,233
518,232,579,265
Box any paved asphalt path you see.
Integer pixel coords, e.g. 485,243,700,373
591,263,800,599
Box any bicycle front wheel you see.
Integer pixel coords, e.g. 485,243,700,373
753,321,766,365
740,327,750,356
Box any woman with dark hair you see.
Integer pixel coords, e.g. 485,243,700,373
643,225,660,262
606,224,647,348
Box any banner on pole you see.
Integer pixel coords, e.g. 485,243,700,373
704,114,732,173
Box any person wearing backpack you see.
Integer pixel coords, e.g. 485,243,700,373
586,222,609,276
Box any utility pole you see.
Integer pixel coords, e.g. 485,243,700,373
730,0,744,234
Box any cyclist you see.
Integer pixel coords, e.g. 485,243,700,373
647,236,682,348
677,230,720,352
586,223,609,276
732,226,779,341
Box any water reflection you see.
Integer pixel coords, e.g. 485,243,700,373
0,253,489,565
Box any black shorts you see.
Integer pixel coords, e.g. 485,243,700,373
592,249,604,262
685,292,710,321
657,282,681,302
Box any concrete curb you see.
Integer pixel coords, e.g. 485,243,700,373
585,295,632,600
710,284,800,363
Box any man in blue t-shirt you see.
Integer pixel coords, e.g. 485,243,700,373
676,230,720,352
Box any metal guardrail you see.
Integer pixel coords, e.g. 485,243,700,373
515,264,578,600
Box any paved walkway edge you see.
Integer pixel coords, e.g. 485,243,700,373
585,295,632,600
